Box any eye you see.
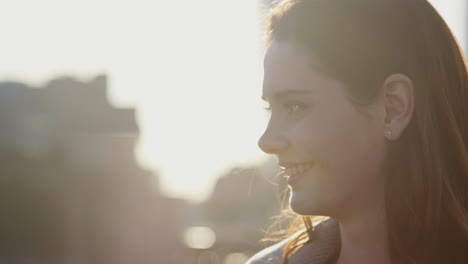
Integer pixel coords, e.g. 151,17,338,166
284,101,308,116
261,100,309,119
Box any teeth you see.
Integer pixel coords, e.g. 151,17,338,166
284,162,313,176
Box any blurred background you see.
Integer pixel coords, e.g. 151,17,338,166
0,0,464,263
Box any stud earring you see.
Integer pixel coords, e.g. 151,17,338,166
386,130,392,135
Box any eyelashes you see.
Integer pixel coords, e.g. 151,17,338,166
262,101,309,118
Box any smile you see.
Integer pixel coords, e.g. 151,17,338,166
283,162,314,176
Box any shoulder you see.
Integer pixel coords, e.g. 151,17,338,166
244,234,293,264
245,218,340,264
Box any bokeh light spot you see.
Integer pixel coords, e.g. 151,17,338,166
184,226,216,249
223,252,249,264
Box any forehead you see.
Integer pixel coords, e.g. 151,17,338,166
264,40,311,79
262,40,332,100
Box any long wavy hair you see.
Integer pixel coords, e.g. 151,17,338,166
262,0,468,263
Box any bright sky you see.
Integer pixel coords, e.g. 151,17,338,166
0,0,465,202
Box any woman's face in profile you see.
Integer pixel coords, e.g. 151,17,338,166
259,40,388,217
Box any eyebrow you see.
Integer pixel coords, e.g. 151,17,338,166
261,89,314,102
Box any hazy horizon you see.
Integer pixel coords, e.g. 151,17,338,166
0,0,465,203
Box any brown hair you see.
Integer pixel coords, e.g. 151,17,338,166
264,0,468,263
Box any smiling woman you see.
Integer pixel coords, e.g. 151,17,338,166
260,40,389,219
246,0,468,264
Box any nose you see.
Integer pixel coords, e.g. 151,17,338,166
257,122,288,155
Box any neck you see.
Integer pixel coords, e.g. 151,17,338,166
335,200,391,264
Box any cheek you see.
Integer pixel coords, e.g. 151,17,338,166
296,109,385,185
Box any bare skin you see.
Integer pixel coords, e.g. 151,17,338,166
259,40,414,264
334,198,391,264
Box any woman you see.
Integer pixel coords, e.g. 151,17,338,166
247,0,468,263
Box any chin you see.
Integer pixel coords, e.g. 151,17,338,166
289,191,321,215
289,190,338,217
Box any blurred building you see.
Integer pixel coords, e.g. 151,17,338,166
0,74,289,264
0,75,190,263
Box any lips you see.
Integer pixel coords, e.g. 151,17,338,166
279,162,314,185
279,162,314,175
282,162,314,176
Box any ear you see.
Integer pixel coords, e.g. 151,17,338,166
381,73,415,140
